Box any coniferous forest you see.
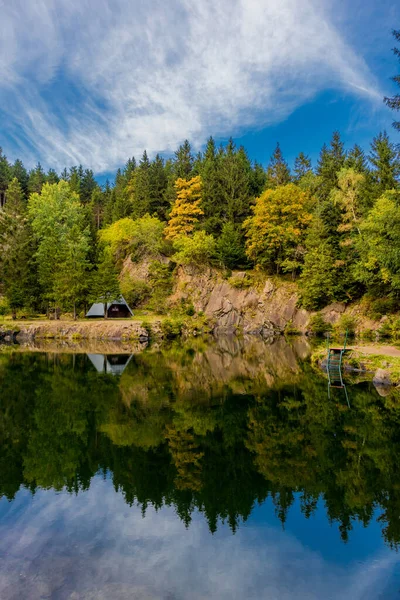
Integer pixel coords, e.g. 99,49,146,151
0,30,399,320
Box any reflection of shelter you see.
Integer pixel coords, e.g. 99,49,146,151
86,296,133,318
87,354,133,376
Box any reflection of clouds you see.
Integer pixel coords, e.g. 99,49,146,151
0,478,398,600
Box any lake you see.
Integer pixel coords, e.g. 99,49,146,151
1,336,400,599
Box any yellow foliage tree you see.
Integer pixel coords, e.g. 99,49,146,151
165,176,203,240
244,183,312,273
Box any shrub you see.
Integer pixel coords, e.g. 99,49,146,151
161,318,183,339
334,314,357,337
120,276,151,308
308,313,332,336
284,321,300,336
173,231,216,266
186,304,195,316
0,297,10,316
368,297,399,319
228,274,253,289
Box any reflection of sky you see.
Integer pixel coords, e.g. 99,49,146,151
0,476,399,600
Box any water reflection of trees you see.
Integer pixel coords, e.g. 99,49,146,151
1,338,400,546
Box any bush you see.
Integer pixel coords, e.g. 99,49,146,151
368,297,399,319
186,304,195,316
120,276,151,308
308,313,332,336
0,297,10,316
334,314,357,337
161,318,183,339
173,231,216,266
228,274,253,289
284,321,300,335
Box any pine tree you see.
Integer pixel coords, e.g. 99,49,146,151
80,169,97,204
28,163,46,195
217,141,252,225
46,169,60,185
174,140,194,179
91,247,121,318
384,29,400,132
369,131,400,195
294,152,312,183
0,179,40,316
216,222,247,269
200,137,222,233
266,143,291,188
345,144,368,173
12,159,29,197
0,148,11,204
149,154,168,218
127,151,151,218
68,166,81,196
165,176,203,240
316,132,346,200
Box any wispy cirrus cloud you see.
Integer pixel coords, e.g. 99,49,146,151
0,0,380,172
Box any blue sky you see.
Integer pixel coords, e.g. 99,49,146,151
0,0,399,177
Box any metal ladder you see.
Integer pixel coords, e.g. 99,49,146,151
326,331,350,407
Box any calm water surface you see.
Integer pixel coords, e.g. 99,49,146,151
1,337,400,599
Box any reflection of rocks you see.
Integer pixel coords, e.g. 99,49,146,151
5,338,148,354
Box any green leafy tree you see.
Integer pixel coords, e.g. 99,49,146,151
173,230,216,266
28,181,90,317
244,184,312,273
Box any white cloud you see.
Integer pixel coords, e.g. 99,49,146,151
0,479,398,599
0,0,380,172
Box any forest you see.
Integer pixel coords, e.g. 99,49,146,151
0,31,399,319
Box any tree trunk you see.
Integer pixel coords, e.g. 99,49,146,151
73,301,77,321
104,302,108,319
11,309,16,321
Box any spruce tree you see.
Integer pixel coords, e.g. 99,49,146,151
80,169,97,204
28,163,46,195
345,144,368,173
316,132,346,200
149,154,168,218
293,152,312,183
0,148,11,204
384,29,400,131
0,178,40,316
266,143,291,188
127,150,151,218
218,141,252,225
174,140,194,179
12,159,29,197
47,169,60,185
369,131,400,195
201,137,222,233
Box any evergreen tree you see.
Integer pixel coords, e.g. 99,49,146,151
149,154,168,218
218,140,252,225
127,151,151,218
250,161,267,197
0,178,39,316
216,222,247,269
0,148,11,202
384,29,400,132
345,144,368,173
46,169,60,185
28,163,46,194
369,131,400,196
12,159,29,197
91,247,121,318
200,137,222,233
80,169,97,204
266,143,291,188
294,152,312,182
174,140,194,179
316,132,346,200
68,166,81,196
